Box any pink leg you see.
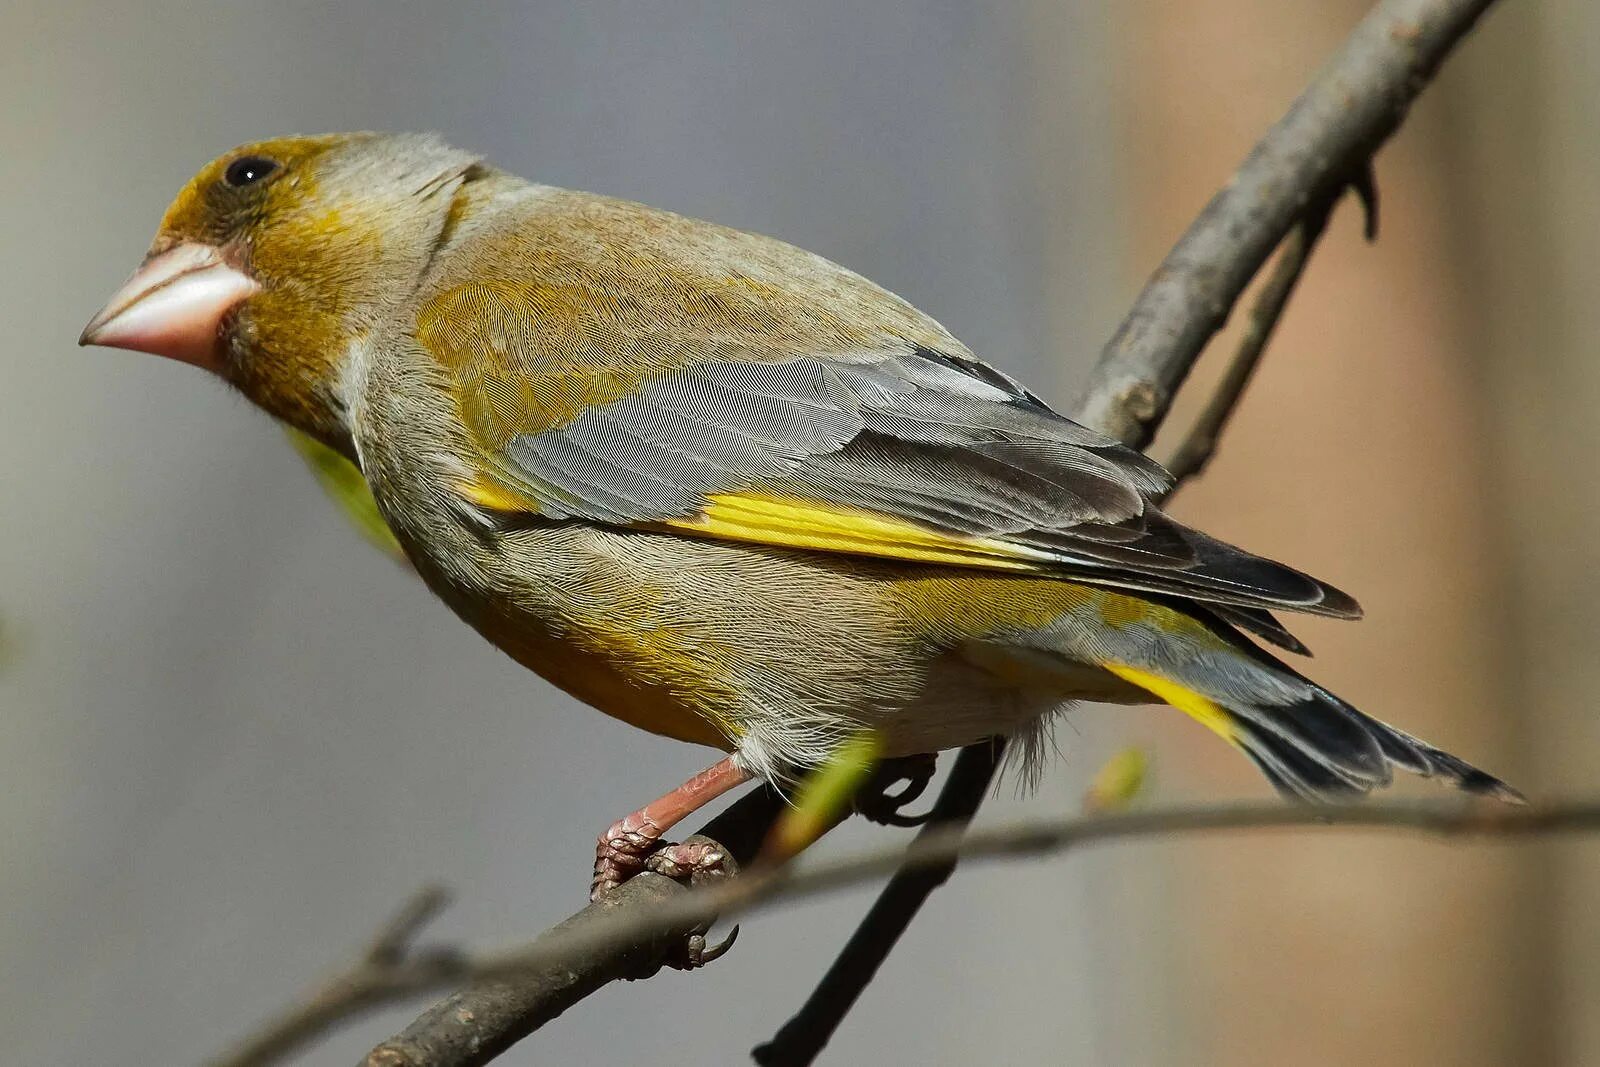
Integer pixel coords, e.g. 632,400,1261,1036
592,757,752,900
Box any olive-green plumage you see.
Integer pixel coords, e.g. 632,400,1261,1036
90,132,1520,805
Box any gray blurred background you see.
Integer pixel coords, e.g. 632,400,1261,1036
4,2,1597,1064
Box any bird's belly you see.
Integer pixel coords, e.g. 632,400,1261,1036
386,496,1128,768
481,614,739,750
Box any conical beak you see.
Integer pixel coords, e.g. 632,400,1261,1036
79,243,257,370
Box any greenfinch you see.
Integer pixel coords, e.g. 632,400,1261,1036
82,133,1519,897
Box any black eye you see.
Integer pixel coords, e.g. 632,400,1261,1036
224,156,279,188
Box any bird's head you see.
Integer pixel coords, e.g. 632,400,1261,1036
80,132,480,452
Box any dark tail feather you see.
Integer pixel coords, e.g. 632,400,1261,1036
1226,688,1523,804
1205,604,1311,656
1355,713,1526,803
1172,523,1363,619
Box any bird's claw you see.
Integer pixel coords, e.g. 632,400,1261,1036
675,923,740,970
648,838,738,969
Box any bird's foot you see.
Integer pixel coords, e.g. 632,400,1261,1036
855,752,939,827
593,824,736,897
649,836,739,968
591,756,752,900
593,828,739,971
591,813,667,900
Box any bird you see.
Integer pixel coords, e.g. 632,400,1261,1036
81,132,1521,899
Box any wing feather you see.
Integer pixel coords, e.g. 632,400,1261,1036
422,189,1357,624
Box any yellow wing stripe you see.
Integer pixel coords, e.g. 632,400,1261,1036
455,481,1061,574
657,493,1053,571
1103,663,1238,743
458,477,540,513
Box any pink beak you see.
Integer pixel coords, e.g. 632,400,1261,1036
79,242,258,370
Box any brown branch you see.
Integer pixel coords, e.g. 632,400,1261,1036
216,797,1600,1067
1075,0,1500,451
206,789,784,1067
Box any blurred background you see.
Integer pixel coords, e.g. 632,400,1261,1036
3,1,1596,1063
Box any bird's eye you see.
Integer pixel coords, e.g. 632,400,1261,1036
224,156,280,188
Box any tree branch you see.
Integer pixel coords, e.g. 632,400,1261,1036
218,797,1600,1067
1076,0,1499,451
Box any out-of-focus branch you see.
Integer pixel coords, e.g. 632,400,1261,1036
206,887,462,1067
212,797,1600,1067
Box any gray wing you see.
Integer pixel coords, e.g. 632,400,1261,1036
483,342,1359,621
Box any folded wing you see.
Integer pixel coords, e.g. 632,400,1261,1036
420,188,1359,624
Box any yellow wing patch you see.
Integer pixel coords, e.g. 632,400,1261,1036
453,481,1061,575
1102,663,1238,744
457,476,541,513
656,493,1054,572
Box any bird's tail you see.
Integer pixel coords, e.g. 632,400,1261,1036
1101,654,1522,804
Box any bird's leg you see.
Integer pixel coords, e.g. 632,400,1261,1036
591,756,752,900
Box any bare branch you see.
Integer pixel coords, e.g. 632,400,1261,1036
1076,0,1499,449
218,797,1600,1067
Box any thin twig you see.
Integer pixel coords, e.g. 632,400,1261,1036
378,798,1600,998
751,741,1005,1067
1161,198,1336,487
1162,166,1380,489
217,796,1600,1067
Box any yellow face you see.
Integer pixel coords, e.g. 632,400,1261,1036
83,132,479,450
153,135,349,250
